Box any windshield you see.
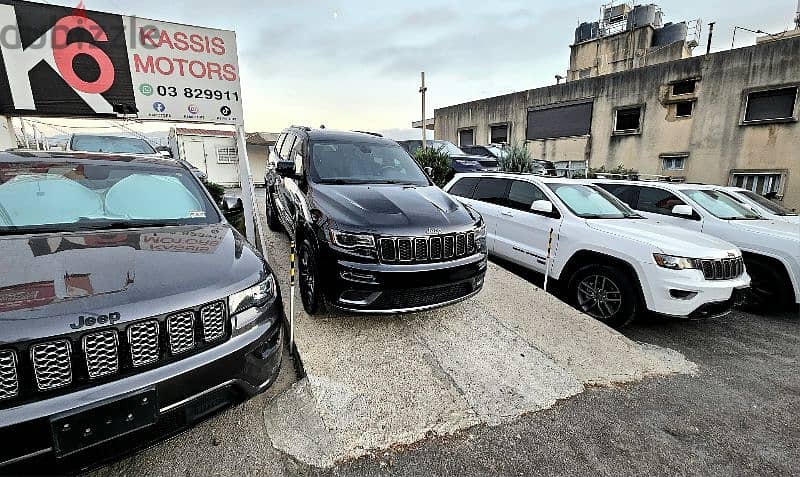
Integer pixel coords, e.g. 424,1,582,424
71,135,157,154
683,189,763,220
736,189,797,216
309,141,430,186
547,183,640,219
0,161,219,235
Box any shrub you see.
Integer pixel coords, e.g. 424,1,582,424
201,178,226,205
498,142,533,173
414,145,452,187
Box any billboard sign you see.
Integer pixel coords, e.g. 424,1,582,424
0,0,243,125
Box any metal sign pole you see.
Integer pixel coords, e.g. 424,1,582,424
235,125,265,248
289,240,296,350
543,228,554,293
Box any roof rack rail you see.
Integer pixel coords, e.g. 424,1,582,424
352,130,383,137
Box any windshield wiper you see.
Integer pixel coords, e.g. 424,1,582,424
76,218,187,230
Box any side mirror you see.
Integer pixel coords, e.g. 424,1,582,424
155,146,173,158
424,166,433,176
671,204,694,217
531,200,554,214
276,160,295,177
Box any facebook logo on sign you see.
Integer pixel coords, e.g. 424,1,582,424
153,102,166,113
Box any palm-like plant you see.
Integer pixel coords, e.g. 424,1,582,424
498,142,533,173
414,146,452,187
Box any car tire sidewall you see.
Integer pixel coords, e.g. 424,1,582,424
299,239,324,315
741,258,792,310
568,264,638,328
266,191,282,232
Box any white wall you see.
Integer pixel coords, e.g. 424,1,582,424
175,134,240,186
0,116,16,150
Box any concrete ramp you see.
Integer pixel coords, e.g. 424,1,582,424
261,231,696,467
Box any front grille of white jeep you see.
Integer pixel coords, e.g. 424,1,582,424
695,257,745,280
0,350,19,400
0,301,229,405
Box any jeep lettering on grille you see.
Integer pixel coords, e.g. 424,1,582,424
70,312,121,330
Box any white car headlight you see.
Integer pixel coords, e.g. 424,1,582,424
330,230,375,249
228,274,276,316
653,254,697,270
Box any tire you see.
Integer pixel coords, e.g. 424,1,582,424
298,239,325,315
266,191,282,232
567,264,638,328
741,257,794,311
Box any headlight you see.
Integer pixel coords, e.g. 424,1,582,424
475,220,487,239
228,274,276,315
330,230,375,249
653,254,696,270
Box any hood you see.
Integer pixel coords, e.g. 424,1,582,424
311,184,479,236
0,224,266,343
714,219,800,259
721,219,800,239
586,219,740,258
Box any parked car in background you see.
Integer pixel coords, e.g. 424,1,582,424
397,140,499,175
265,127,487,314
444,173,749,327
593,180,800,310
461,145,557,176
713,186,799,225
0,151,283,473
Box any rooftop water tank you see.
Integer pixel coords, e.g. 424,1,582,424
653,22,688,46
626,4,663,30
575,21,600,43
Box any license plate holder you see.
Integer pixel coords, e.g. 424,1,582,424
50,388,158,457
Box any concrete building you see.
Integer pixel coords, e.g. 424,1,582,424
245,132,280,183
433,4,800,209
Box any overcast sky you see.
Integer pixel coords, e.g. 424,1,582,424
26,0,800,136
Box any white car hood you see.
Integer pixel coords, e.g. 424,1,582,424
586,219,740,258
724,219,800,238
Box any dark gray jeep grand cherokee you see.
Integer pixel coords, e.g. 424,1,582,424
0,151,282,474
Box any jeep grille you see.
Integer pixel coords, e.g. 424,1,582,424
379,231,476,264
83,330,119,379
0,350,19,401
694,257,745,280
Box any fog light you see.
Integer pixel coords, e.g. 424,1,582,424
340,270,379,284
670,289,698,300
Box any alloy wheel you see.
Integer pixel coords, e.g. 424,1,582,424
576,274,623,321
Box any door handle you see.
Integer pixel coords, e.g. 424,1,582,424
500,211,514,217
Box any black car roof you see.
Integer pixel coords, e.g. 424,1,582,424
286,127,395,144
0,150,184,168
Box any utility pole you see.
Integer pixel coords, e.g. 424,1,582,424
706,22,715,55
419,72,427,150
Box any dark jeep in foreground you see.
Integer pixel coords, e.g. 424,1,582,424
0,151,282,474
265,128,487,314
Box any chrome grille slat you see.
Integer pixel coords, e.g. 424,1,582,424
83,330,119,379
414,238,428,261
0,350,19,400
379,238,396,261
31,340,72,391
379,231,480,264
201,301,226,343
443,236,455,259
696,257,744,280
167,311,196,355
455,233,466,256
128,321,160,367
430,237,442,260
397,239,413,261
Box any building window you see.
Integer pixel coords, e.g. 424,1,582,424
675,101,693,118
555,160,587,179
490,124,509,144
731,172,785,196
613,106,642,134
743,87,798,123
661,154,687,171
527,100,593,140
458,128,475,147
578,68,592,79
672,79,697,95
216,146,238,164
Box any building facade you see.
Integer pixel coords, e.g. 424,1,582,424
434,36,800,209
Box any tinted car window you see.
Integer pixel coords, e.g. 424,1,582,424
279,134,296,159
508,180,546,211
473,178,509,206
636,187,687,215
308,141,429,186
596,183,639,207
448,177,479,198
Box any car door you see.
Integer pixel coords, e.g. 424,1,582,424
453,177,509,254
633,185,703,232
494,180,562,273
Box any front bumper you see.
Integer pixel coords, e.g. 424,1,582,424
320,248,488,313
0,302,283,475
642,263,751,318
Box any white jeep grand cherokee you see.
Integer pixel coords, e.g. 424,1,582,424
444,173,750,326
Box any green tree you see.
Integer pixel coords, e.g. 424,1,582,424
498,142,533,173
414,146,452,187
